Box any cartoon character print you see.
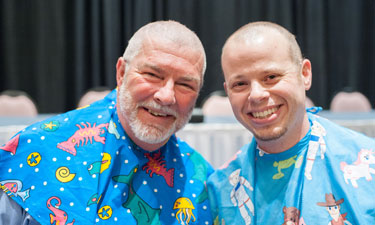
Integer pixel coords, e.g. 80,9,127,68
0,179,30,201
112,166,162,225
273,155,303,179
108,118,120,139
304,121,327,180
143,150,174,187
27,152,42,167
87,152,112,176
57,122,108,156
98,205,113,220
257,146,303,180
173,197,196,225
229,169,254,225
317,193,352,225
0,133,20,155
282,206,306,225
55,166,76,183
47,196,75,225
41,121,60,132
340,149,375,188
87,193,102,206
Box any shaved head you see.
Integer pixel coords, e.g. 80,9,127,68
223,21,303,66
123,20,206,78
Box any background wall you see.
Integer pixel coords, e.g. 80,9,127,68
1,0,374,113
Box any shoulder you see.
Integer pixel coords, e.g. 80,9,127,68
208,140,255,185
309,113,375,146
173,136,214,173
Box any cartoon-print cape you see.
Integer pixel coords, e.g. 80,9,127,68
208,108,375,225
0,89,214,225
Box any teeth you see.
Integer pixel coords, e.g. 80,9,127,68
148,109,168,117
252,107,277,119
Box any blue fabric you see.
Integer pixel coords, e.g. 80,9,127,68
208,111,375,225
0,89,214,225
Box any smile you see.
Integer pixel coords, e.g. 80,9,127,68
251,106,278,119
147,108,169,117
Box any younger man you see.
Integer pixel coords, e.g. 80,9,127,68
208,21,375,224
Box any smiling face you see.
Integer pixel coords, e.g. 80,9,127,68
222,28,312,153
116,37,204,151
326,205,341,219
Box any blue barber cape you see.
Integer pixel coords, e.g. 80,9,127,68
0,89,214,225
208,109,375,225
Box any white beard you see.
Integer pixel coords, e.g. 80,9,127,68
118,81,193,144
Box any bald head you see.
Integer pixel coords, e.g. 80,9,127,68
223,21,303,66
123,20,206,77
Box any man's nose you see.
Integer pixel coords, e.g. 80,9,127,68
154,80,176,105
248,82,269,104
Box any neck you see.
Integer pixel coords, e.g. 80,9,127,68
257,113,310,154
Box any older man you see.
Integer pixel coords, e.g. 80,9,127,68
208,21,375,224
0,21,213,225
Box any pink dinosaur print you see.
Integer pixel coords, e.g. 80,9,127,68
57,122,108,156
46,196,75,225
143,150,175,187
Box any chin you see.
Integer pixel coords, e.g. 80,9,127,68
252,127,287,142
131,121,176,144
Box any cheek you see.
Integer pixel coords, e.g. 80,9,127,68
126,80,157,100
228,94,245,111
175,94,197,112
284,81,306,98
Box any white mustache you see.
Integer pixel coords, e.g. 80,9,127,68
138,101,178,117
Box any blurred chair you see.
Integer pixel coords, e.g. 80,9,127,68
201,90,236,123
77,87,111,108
202,91,233,116
305,96,315,108
330,91,372,112
0,90,38,117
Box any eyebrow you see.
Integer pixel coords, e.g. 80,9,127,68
228,67,284,80
228,74,247,81
142,63,201,85
141,63,164,74
179,76,200,86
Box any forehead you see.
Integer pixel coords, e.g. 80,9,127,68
135,38,204,78
146,37,203,66
225,30,289,60
222,32,294,75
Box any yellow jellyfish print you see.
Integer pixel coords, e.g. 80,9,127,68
173,197,196,225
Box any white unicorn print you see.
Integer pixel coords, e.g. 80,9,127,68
340,149,375,188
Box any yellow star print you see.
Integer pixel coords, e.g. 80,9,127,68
44,121,57,130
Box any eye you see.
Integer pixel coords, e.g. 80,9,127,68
265,74,278,81
268,74,277,79
232,81,247,88
177,82,195,91
145,72,161,79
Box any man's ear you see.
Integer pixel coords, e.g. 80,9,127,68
223,82,228,95
301,59,312,91
116,57,126,87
